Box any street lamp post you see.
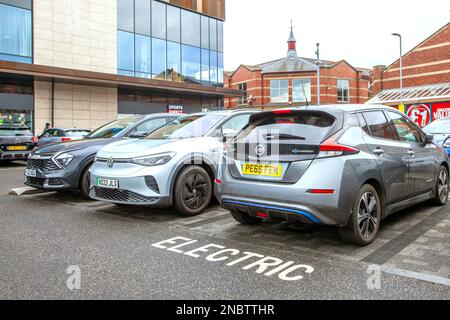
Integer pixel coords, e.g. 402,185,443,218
315,43,320,106
392,33,403,106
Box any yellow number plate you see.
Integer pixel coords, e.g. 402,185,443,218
7,146,27,151
242,163,283,177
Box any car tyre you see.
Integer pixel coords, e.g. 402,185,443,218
80,164,92,199
229,209,261,225
174,166,212,216
339,184,381,246
432,165,449,206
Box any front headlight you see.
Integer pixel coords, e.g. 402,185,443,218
132,152,176,167
55,153,74,168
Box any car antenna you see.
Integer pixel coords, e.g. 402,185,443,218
300,80,310,109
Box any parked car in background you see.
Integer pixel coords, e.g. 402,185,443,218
423,118,450,155
215,105,449,246
89,110,258,216
0,125,37,162
38,128,92,147
25,114,179,197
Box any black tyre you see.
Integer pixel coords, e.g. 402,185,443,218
229,209,261,225
432,165,449,206
174,166,212,216
339,184,381,246
79,164,92,199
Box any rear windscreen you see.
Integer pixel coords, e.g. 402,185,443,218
0,127,33,137
238,112,336,144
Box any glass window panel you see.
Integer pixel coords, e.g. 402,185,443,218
362,111,394,140
135,0,150,36
0,3,32,58
135,34,151,74
217,20,223,52
167,5,180,43
337,79,350,102
117,0,134,32
201,48,209,84
181,45,201,83
209,18,217,51
152,38,166,79
209,50,218,85
292,79,311,103
118,31,135,71
167,41,181,81
181,10,200,47
152,0,166,40
201,16,209,49
118,69,134,77
218,52,224,85
270,80,289,103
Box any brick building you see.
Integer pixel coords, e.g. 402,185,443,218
368,22,450,127
224,27,370,109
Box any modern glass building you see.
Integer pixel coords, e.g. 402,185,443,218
0,0,236,134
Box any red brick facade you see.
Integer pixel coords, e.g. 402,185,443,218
224,31,370,110
370,23,450,98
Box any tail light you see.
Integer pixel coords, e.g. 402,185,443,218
32,136,38,144
318,132,359,159
61,137,72,142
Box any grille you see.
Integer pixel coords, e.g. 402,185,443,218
27,158,60,171
27,177,46,187
93,187,157,204
145,176,160,194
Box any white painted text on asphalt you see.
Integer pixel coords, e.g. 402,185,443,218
151,236,314,281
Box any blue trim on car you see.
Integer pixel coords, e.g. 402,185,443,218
222,200,322,224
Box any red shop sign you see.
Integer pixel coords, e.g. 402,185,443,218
407,104,431,128
432,102,450,121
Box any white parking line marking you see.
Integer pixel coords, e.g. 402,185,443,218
151,236,315,281
382,266,450,287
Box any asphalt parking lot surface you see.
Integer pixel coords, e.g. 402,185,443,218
1,161,449,300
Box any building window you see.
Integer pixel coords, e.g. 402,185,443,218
135,34,151,76
238,83,247,105
118,31,135,73
116,0,223,87
292,79,311,103
182,45,201,83
270,80,289,103
0,1,32,63
337,79,350,103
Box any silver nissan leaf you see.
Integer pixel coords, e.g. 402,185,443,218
215,105,449,245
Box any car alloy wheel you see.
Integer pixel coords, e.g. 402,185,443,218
438,169,448,203
357,192,379,240
183,173,208,210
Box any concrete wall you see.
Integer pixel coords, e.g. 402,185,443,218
32,0,118,134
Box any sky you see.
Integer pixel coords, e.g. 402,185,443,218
223,0,450,71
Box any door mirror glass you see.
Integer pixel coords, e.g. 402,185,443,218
129,131,148,139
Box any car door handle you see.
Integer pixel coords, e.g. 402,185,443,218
373,148,384,156
407,150,416,157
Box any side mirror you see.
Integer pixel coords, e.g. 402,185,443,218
443,137,450,148
129,131,148,139
425,134,434,144
222,128,237,139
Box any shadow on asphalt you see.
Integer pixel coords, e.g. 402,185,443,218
0,161,27,168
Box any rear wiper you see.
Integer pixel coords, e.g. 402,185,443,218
264,133,306,141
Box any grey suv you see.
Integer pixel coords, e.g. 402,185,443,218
25,114,179,197
215,105,449,245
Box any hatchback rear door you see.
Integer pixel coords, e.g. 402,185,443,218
227,110,341,183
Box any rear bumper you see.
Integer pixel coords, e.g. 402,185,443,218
0,150,33,160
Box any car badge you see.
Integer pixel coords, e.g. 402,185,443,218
107,157,114,168
255,144,266,156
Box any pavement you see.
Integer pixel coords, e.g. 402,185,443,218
0,160,449,300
